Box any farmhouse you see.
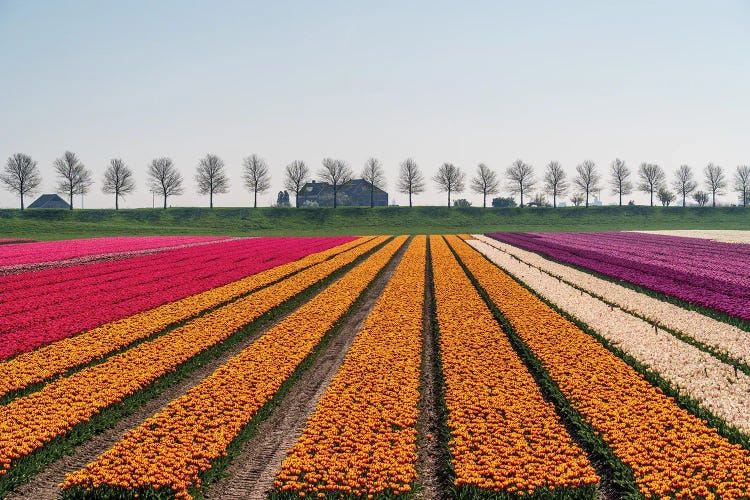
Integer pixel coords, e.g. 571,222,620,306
28,194,71,209
297,179,388,207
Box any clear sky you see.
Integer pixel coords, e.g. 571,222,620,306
1,0,748,208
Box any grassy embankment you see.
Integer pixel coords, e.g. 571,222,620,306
0,205,748,240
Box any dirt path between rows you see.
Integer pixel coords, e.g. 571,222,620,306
414,239,449,500
6,247,370,500
204,238,409,500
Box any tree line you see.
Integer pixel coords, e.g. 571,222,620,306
1,152,749,209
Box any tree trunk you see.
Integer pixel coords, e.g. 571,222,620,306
20,193,24,210
69,189,73,210
553,192,557,208
712,191,716,207
520,188,524,208
619,190,622,207
163,189,167,209
483,192,487,208
585,190,589,208
333,185,337,208
682,193,686,208
210,190,213,209
650,189,653,207
370,185,374,208
409,191,412,207
295,191,300,208
254,189,257,208
115,193,119,210
447,188,451,207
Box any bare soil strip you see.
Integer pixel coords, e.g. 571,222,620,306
414,238,448,500
5,246,380,500
204,239,410,500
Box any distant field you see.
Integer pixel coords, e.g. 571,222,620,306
0,205,749,240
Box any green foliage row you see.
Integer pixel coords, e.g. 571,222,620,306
1,205,749,240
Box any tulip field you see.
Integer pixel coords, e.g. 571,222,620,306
2,231,750,499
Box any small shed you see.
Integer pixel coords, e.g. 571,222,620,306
28,194,71,209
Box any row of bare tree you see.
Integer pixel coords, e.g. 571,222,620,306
2,152,749,209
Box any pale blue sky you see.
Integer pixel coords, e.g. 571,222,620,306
1,1,748,208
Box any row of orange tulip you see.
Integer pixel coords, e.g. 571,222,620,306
431,235,599,495
445,234,750,499
0,235,389,480
273,236,426,497
62,236,408,500
0,237,374,401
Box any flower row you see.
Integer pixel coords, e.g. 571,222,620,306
0,235,227,267
0,235,389,482
61,236,407,500
431,236,598,495
476,235,750,369
0,236,356,359
470,236,750,434
448,235,750,499
0,237,376,400
487,231,750,320
274,236,426,497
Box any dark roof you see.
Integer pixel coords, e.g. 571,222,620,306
28,194,71,209
300,179,387,196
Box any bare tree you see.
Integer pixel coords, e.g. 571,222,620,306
657,187,675,206
433,163,465,207
54,151,93,210
704,163,726,207
735,165,750,208
1,153,42,210
195,154,229,208
470,163,500,208
506,159,535,208
284,161,310,208
319,158,353,208
573,160,600,208
637,163,665,207
361,157,386,208
543,161,567,208
397,158,425,207
102,159,135,210
147,157,184,209
693,190,709,207
672,164,697,208
570,193,584,207
242,155,272,208
609,159,632,206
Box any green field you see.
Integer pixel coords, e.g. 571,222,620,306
1,205,749,240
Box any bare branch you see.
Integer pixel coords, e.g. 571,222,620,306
102,158,136,210
284,161,310,208
396,158,424,207
734,165,750,207
470,163,500,208
433,162,465,207
704,162,726,207
243,154,272,208
573,160,600,208
54,151,93,210
543,161,568,208
609,159,632,206
637,162,665,207
1,153,42,209
361,157,386,208
506,159,535,208
147,157,184,209
196,154,229,208
672,164,697,207
318,158,353,208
